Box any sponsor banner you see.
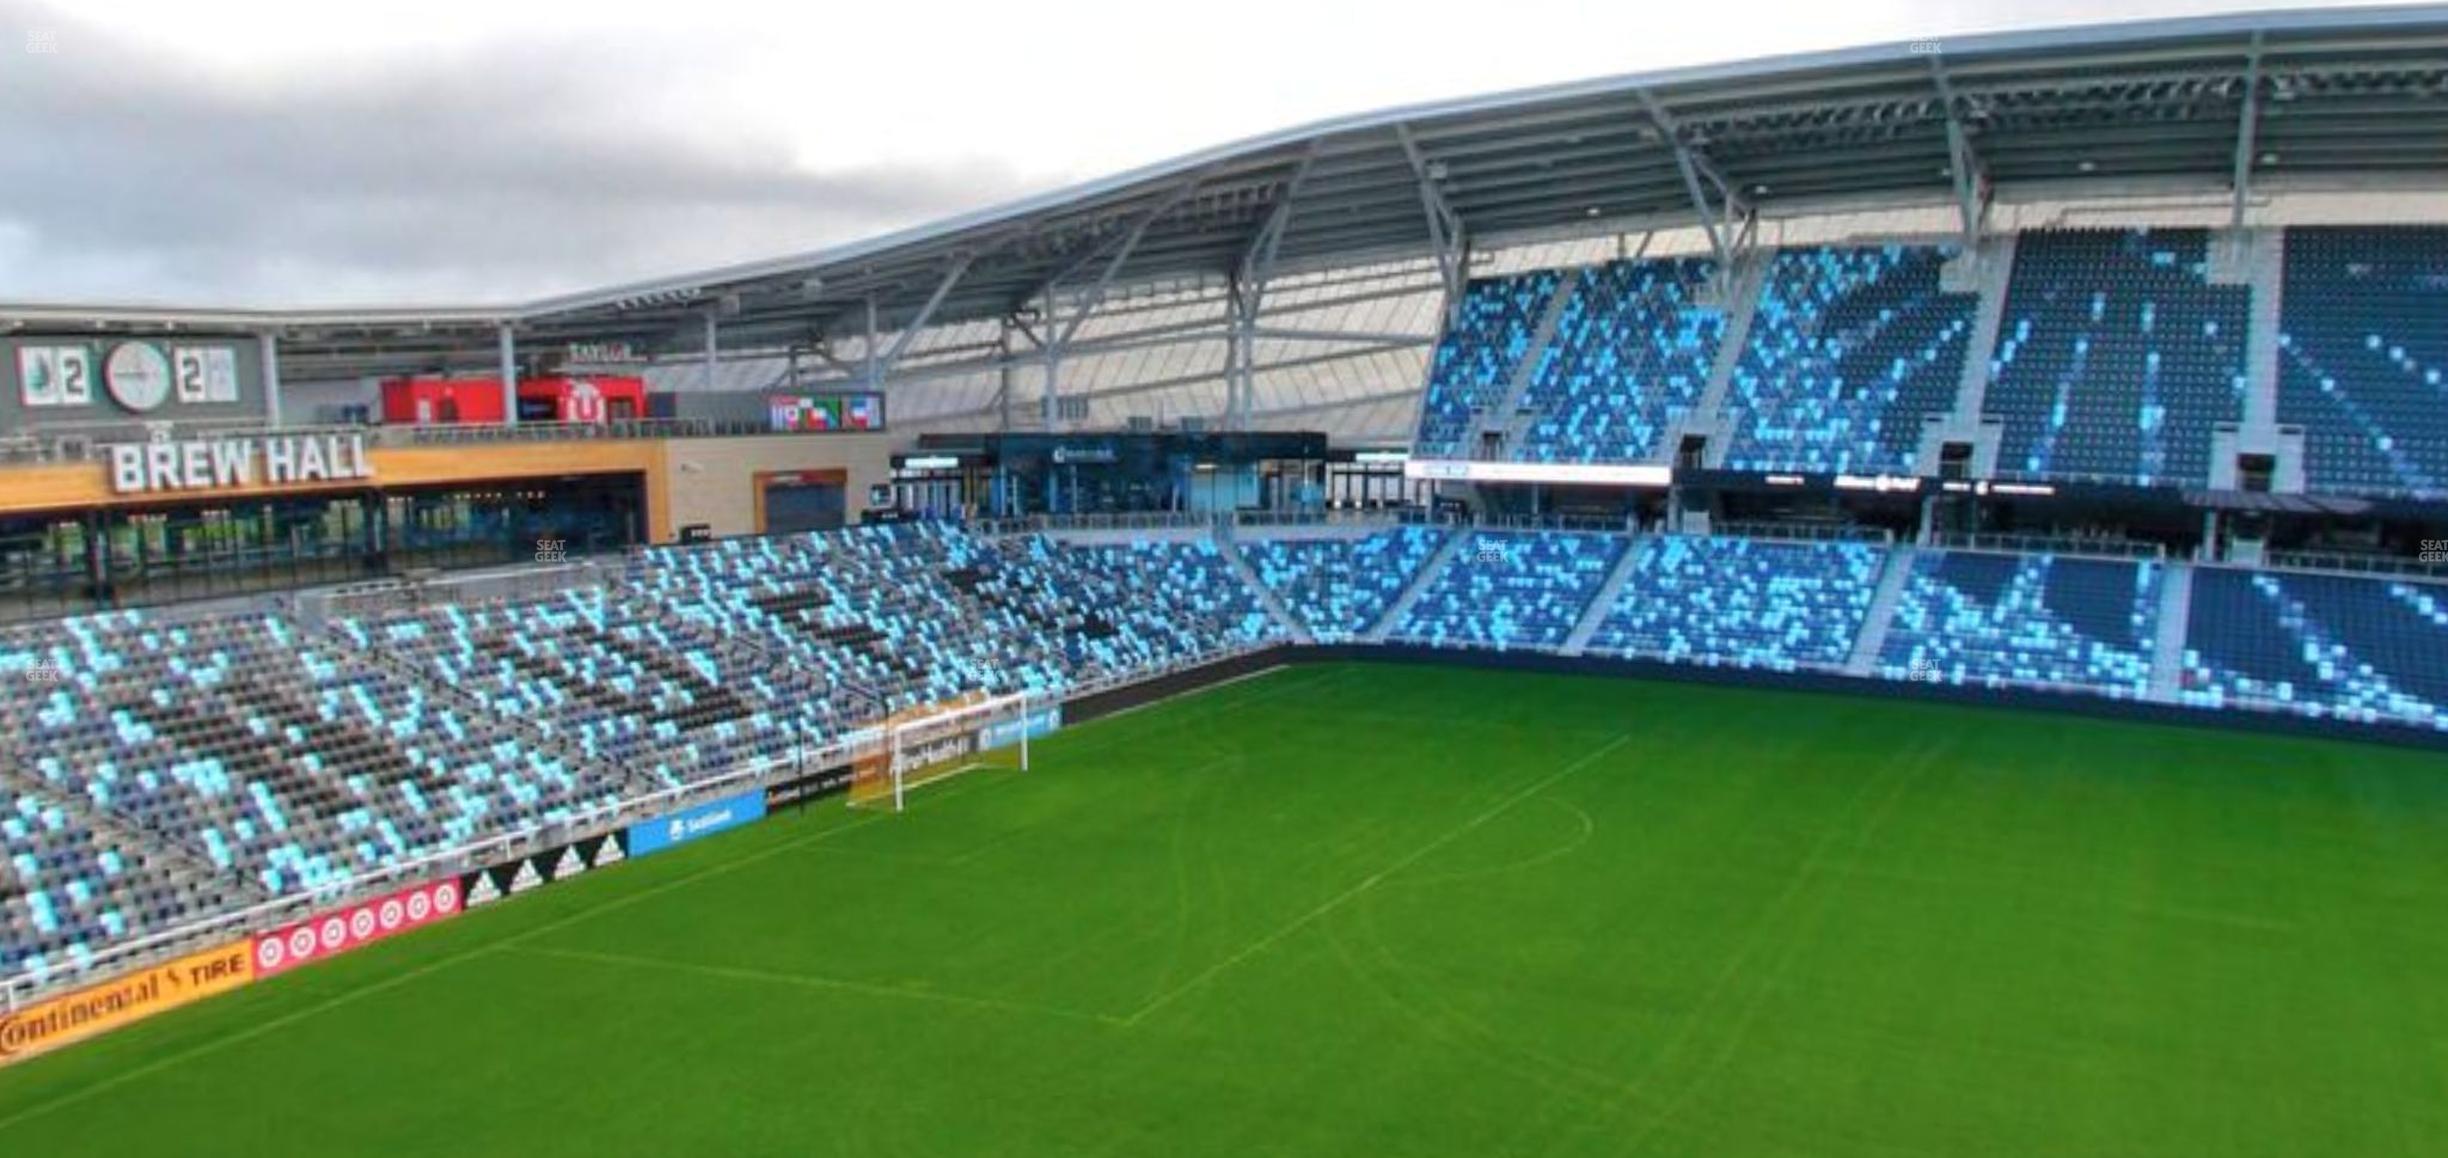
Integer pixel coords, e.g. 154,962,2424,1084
458,832,629,910
764,763,857,811
0,940,254,1067
979,705,1062,751
252,878,461,979
900,731,977,772
627,790,766,857
1403,458,1671,488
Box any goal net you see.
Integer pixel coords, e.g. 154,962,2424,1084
846,690,1043,811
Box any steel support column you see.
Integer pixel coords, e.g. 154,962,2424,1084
1395,123,1467,319
1041,291,1063,430
1049,180,1198,356
871,253,975,388
1225,146,1318,430
258,330,283,427
1929,56,1992,247
497,323,519,429
1636,89,1746,268
2231,32,2267,230
863,294,880,389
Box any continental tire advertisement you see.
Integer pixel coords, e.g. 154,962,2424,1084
460,832,629,909
0,940,255,1067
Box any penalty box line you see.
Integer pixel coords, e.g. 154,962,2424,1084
1119,730,1634,1028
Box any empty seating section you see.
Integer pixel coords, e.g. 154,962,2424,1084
1414,271,1563,457
1877,553,2160,696
1723,246,1975,472
1394,531,1621,649
1983,229,2249,486
2181,569,2448,728
1031,537,1286,673
2,788,224,982
2277,227,2448,498
1517,259,1722,462
1587,537,1880,670
0,609,612,914
634,523,1068,721
360,589,807,793
1240,527,1447,640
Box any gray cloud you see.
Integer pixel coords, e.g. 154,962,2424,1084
0,1,1045,306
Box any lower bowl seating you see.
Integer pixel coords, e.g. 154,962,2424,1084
1242,527,1448,640
1875,552,2161,696
1394,531,1623,650
1587,536,1882,670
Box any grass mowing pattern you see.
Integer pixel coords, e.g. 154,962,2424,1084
4,662,2448,1156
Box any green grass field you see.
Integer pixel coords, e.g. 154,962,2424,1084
5,661,2448,1156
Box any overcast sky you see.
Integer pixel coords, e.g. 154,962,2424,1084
0,0,2414,307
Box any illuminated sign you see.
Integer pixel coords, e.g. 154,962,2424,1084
1403,459,1672,487
902,455,963,471
1833,473,1924,494
1977,480,2058,497
770,393,884,433
107,434,375,495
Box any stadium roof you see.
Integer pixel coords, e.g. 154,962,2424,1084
5,3,2447,381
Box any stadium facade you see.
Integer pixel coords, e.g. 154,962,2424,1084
5,3,2448,1057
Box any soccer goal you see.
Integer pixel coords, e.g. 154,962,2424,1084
846,690,1044,811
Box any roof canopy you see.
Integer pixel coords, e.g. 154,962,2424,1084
5,4,2445,380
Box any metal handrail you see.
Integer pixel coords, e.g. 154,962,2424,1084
1711,520,1892,545
1927,531,2161,559
2262,549,2448,581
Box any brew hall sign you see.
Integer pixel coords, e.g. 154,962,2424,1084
108,433,375,495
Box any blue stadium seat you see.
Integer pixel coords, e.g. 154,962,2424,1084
1413,271,1564,458
1394,531,1623,649
1586,536,1882,670
1877,552,2160,697
2181,568,2448,729
1515,258,1723,464
2276,226,2448,498
1722,246,1975,473
1982,229,2249,487
1241,527,1447,640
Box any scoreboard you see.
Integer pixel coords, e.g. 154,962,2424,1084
4,335,261,429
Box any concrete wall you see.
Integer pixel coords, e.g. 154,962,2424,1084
659,433,900,538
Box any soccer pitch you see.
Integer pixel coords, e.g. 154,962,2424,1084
5,661,2447,1157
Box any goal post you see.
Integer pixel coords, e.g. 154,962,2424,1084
847,690,1048,811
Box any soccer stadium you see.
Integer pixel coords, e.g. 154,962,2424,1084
6,5,2448,1154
